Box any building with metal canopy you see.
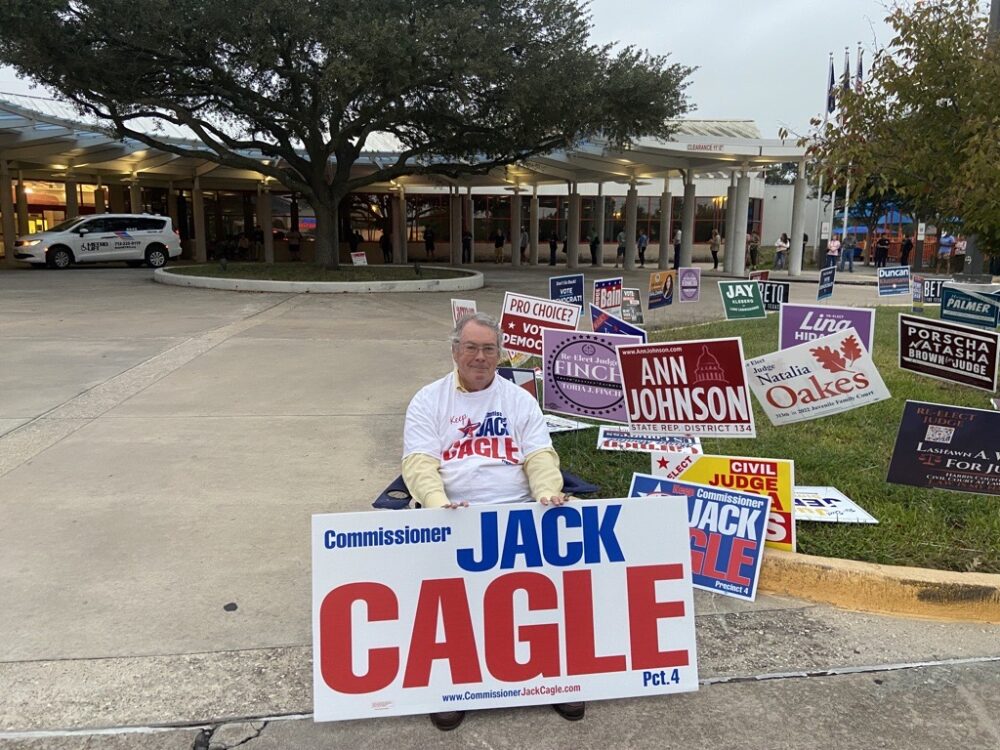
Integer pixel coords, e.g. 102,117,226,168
0,94,809,274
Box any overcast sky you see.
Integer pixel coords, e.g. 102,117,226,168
588,0,895,138
0,0,895,139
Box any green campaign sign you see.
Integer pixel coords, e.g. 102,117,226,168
718,280,766,320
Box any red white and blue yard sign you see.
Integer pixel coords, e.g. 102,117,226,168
628,474,770,602
312,498,699,721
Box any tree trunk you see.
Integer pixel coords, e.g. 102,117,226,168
314,200,340,269
865,221,878,265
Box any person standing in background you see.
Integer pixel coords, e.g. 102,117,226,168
899,234,914,266
709,229,721,270
548,230,558,266
637,230,648,268
774,232,790,270
672,225,682,270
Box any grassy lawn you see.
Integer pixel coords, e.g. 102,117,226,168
168,262,471,282
545,305,1000,573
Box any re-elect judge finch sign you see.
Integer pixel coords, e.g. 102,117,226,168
312,499,699,721
616,338,756,437
501,292,581,357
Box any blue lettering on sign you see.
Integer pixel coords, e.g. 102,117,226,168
456,504,625,572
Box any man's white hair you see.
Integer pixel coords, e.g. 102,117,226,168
450,312,503,349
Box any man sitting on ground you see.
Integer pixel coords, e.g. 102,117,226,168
402,312,584,731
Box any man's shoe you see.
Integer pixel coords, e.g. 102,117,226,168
552,702,585,721
429,711,465,731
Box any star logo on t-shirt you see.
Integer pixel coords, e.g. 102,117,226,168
458,418,481,438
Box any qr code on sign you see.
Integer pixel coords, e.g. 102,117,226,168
925,425,954,444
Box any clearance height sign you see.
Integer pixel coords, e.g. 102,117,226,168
312,499,699,721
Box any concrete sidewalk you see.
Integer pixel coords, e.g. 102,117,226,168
0,263,997,748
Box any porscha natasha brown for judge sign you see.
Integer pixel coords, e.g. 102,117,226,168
898,314,1000,392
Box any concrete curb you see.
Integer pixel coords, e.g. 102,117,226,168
761,549,1000,623
153,266,484,293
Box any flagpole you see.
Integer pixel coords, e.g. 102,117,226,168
812,52,834,264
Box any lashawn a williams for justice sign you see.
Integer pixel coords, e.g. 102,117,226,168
616,338,755,437
887,401,1000,496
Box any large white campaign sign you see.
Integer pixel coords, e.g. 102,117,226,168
312,499,699,721
745,329,890,425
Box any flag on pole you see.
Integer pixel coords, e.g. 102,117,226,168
842,47,851,92
826,53,836,113
855,45,864,93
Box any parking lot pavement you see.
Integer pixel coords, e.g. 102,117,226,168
2,263,994,747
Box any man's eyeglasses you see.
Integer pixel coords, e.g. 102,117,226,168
458,343,500,357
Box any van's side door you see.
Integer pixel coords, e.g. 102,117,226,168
75,217,115,261
106,217,145,261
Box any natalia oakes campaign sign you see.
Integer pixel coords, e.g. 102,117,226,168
745,330,890,426
616,338,756,437
778,304,876,353
887,401,1000,496
628,475,771,602
542,330,642,423
501,292,581,357
312,499,699,721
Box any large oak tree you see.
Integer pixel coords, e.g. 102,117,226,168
0,0,693,266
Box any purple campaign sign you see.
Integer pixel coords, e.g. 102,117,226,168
542,329,642,422
778,303,876,353
679,268,701,303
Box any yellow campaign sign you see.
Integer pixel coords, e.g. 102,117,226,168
678,455,796,552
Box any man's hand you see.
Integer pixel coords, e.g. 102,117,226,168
538,494,571,506
443,501,470,509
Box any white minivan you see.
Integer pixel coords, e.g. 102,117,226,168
13,214,183,269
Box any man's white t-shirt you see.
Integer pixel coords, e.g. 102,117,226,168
403,372,553,505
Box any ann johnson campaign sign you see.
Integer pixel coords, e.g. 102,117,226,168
501,292,581,357
628,474,771,602
542,329,642,423
616,338,756,437
549,273,585,309
778,303,876,353
745,329,890,426
594,277,624,314
648,453,796,552
898,314,1000,392
877,266,911,297
887,401,1000,497
718,280,766,320
311,499,700,721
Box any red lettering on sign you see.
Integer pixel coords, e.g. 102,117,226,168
319,582,399,694
626,564,689,669
403,578,482,688
564,569,627,675
483,573,560,681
